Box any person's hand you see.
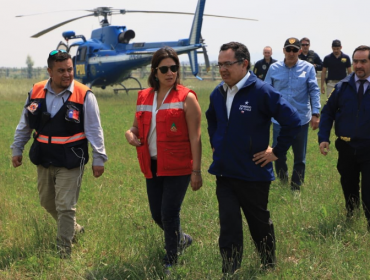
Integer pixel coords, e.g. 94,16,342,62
319,142,330,156
310,116,320,130
92,166,104,178
125,129,141,147
252,146,278,167
190,172,202,191
12,155,23,168
321,85,326,95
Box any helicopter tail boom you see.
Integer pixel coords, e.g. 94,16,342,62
188,0,206,78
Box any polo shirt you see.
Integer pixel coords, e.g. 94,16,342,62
323,52,351,81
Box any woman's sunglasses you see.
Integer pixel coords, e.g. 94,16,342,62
156,65,179,74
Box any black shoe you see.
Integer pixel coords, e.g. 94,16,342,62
290,183,301,192
164,264,173,276
178,233,193,254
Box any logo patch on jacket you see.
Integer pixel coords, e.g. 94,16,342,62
170,122,177,132
27,102,39,113
239,101,252,113
341,58,347,63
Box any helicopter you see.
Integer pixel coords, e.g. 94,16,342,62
17,0,256,94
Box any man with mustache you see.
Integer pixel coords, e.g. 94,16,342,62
319,45,370,229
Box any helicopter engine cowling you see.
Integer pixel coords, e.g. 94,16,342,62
118,30,135,44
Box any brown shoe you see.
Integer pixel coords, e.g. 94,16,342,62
58,245,71,259
72,224,85,244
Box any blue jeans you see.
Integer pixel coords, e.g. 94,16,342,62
272,122,309,188
146,159,190,265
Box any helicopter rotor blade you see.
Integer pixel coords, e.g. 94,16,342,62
30,13,95,38
116,10,257,21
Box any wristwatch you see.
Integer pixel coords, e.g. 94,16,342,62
312,113,320,118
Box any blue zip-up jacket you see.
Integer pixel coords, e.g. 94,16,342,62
318,73,370,150
206,71,301,181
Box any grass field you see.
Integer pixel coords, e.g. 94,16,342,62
1,78,370,280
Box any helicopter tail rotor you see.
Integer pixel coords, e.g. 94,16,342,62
200,35,210,72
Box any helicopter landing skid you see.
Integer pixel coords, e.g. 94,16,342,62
113,77,143,94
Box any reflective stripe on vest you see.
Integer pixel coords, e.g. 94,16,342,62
136,102,184,112
36,132,86,144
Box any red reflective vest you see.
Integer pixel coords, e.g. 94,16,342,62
135,85,196,178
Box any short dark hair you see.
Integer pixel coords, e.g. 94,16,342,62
352,45,370,60
148,46,181,91
47,51,71,69
220,42,251,70
300,37,310,43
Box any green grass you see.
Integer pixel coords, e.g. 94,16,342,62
1,78,370,279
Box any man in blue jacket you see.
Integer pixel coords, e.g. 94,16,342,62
206,41,301,276
319,45,370,229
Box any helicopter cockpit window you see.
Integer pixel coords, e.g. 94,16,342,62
77,47,87,62
133,43,145,48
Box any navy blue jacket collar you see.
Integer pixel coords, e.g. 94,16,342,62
218,70,258,92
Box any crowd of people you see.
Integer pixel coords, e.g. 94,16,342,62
10,37,370,278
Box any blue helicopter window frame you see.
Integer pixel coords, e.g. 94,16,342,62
77,47,87,62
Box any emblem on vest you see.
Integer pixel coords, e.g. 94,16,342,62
262,65,267,70
27,102,39,114
341,58,347,63
239,101,252,113
171,122,177,132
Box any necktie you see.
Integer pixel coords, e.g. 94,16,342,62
358,80,366,105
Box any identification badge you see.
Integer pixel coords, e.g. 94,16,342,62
65,104,80,123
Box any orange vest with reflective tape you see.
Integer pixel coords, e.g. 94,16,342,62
28,80,90,168
135,85,196,178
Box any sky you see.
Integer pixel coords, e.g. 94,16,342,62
1,0,369,68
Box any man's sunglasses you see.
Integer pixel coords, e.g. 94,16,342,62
301,44,310,47
49,49,67,56
156,65,179,74
285,47,299,53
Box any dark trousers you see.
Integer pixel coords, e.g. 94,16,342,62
273,123,309,189
336,139,370,223
216,176,276,273
146,159,190,265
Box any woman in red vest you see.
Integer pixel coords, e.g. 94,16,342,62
125,47,202,271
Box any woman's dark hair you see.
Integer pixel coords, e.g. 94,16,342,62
148,46,181,91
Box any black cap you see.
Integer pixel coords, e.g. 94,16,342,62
332,39,341,47
284,37,301,50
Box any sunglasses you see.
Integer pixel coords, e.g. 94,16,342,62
301,44,310,46
156,65,179,74
285,47,299,53
49,49,67,56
